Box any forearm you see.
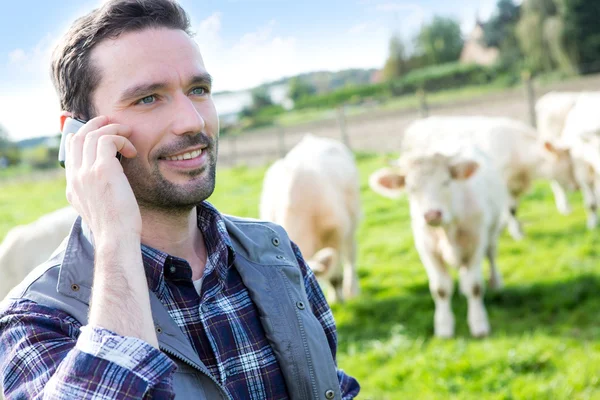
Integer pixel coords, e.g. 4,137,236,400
0,300,176,399
89,234,158,348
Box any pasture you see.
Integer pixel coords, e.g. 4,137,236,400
1,153,599,399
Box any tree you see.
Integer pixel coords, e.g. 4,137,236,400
559,0,600,74
250,86,273,110
287,77,317,102
381,33,410,81
0,124,20,166
415,16,464,66
515,0,575,74
483,0,521,48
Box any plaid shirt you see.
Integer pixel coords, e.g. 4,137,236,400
0,202,360,399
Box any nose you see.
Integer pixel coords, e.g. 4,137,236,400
424,210,443,226
171,94,206,136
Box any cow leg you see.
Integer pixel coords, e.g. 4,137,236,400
419,251,454,338
550,180,572,215
342,235,359,300
574,160,597,229
459,254,490,338
486,240,503,291
506,196,524,240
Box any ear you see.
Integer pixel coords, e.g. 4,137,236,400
369,167,406,199
307,247,338,277
544,140,571,156
59,111,72,132
544,140,558,153
449,160,479,180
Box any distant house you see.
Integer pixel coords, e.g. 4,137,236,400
460,20,499,66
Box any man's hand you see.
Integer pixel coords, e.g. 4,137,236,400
64,115,140,241
64,114,158,348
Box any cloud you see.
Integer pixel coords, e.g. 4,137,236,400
8,49,27,64
193,14,301,92
348,23,371,35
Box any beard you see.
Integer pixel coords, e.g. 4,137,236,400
122,133,218,212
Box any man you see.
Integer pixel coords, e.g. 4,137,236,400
0,0,360,399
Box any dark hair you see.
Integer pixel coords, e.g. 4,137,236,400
51,0,193,120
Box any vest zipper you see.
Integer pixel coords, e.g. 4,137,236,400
159,345,232,400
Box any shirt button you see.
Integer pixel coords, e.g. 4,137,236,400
169,266,176,273
296,301,306,310
325,389,335,399
271,237,280,246
276,255,284,260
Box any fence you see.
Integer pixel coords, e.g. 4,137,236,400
217,73,600,168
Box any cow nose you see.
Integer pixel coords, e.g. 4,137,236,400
424,210,443,225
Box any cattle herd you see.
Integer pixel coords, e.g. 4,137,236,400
1,90,598,338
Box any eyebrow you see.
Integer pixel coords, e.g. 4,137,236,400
118,73,213,103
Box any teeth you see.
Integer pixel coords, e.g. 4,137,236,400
165,149,202,161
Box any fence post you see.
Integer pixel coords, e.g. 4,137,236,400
337,105,351,149
417,88,429,118
230,135,237,167
522,70,537,128
277,124,286,158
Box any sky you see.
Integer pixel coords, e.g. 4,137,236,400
0,0,499,140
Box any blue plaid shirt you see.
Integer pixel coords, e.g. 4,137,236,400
0,202,360,399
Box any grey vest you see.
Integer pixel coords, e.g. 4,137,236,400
8,215,341,400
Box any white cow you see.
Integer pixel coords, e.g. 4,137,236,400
370,148,507,337
561,92,600,228
259,134,361,303
0,206,78,300
536,91,600,228
401,116,575,240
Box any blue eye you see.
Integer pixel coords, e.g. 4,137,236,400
138,95,156,105
191,87,207,96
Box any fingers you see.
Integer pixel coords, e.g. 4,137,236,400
81,123,133,169
97,135,137,164
66,116,136,170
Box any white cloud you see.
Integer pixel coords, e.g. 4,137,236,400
193,14,301,92
8,49,26,64
348,23,370,35
375,2,423,13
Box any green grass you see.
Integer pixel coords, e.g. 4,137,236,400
1,153,600,399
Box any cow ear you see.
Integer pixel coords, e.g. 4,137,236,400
544,140,570,156
449,160,479,180
307,247,338,277
369,167,406,199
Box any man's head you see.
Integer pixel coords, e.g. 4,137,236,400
53,0,219,212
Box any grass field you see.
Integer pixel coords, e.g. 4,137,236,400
1,153,599,399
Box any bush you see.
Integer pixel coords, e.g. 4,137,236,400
293,62,499,110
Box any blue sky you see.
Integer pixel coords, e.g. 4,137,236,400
0,0,498,140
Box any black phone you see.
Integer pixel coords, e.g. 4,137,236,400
58,117,122,168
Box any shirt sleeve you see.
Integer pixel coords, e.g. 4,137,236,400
0,298,177,400
290,242,361,400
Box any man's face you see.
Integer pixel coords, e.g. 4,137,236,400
90,27,219,211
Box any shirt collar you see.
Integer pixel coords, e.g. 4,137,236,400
141,201,235,294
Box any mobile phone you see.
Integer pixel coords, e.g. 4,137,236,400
58,117,122,168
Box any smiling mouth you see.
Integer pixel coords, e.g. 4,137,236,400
162,148,204,161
